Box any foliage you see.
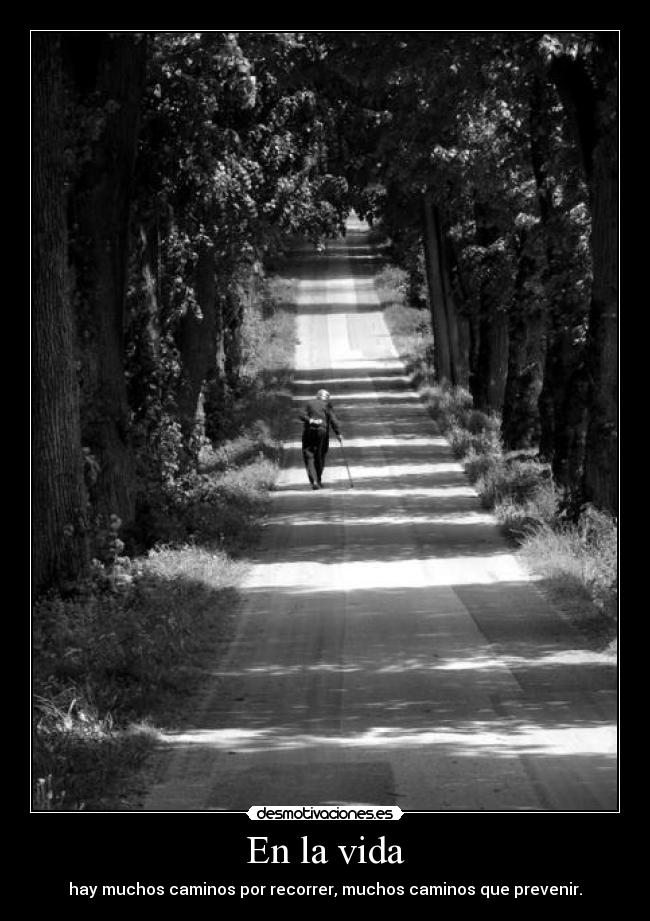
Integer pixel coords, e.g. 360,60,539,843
35,30,617,593
520,511,618,625
311,31,603,491
33,545,242,810
121,32,349,541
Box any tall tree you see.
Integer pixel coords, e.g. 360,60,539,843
422,192,453,383
502,227,546,449
546,32,618,512
32,33,88,593
527,71,590,488
126,31,351,472
64,32,148,529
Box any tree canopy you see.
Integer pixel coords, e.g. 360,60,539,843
32,30,618,595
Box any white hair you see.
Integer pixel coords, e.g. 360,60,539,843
316,389,330,401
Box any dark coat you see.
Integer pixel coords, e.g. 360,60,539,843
299,398,341,453
299,398,341,486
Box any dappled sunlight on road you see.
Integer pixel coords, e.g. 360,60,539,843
244,557,528,590
143,218,617,813
278,512,497,527
162,721,616,759
207,646,612,678
431,650,612,670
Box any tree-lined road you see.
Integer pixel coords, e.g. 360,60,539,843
143,219,616,812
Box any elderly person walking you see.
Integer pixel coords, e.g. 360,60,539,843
299,388,342,489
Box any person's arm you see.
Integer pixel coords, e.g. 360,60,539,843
327,403,342,438
300,403,325,427
298,402,312,425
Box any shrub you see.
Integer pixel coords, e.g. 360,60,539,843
575,506,618,619
374,264,410,307
421,384,474,431
463,450,503,489
33,693,158,811
498,480,560,538
520,509,618,625
33,542,244,809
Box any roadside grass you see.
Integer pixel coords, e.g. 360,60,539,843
377,264,618,650
32,272,299,811
375,264,435,386
33,548,245,810
518,514,618,647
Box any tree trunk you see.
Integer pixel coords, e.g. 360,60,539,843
203,286,228,443
223,291,244,392
537,342,556,465
502,231,546,450
583,113,618,513
422,191,452,384
564,362,589,496
127,220,162,419
32,33,88,594
65,33,147,528
473,202,509,414
468,315,481,402
538,328,588,492
503,308,546,451
529,74,589,490
441,234,470,388
476,310,509,414
176,243,218,462
447,236,477,396
548,37,618,513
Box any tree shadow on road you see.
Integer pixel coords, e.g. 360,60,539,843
141,572,617,811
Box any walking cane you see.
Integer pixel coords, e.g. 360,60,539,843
338,436,354,488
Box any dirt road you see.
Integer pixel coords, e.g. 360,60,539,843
143,218,617,812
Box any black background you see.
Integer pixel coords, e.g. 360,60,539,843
31,811,622,907
25,26,625,910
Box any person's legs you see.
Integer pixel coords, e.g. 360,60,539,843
315,430,328,485
303,446,320,487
